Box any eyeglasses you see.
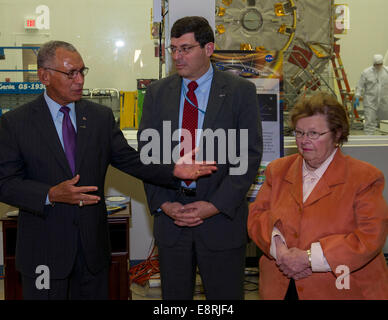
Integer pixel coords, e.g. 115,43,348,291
45,67,89,79
293,130,331,140
167,44,201,55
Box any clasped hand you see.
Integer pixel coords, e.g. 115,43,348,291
274,236,312,281
161,201,219,227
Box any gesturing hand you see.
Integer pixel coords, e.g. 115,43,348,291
48,174,100,206
173,148,217,180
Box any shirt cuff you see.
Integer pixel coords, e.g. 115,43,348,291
310,242,331,272
270,227,287,260
153,207,163,216
45,194,55,207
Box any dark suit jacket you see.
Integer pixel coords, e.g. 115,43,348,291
0,95,177,278
138,69,263,251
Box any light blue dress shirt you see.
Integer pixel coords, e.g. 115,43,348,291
44,91,77,204
179,64,213,188
44,90,77,149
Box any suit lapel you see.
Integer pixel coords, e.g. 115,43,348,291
284,155,304,208
31,95,72,176
303,179,331,207
167,75,182,151
303,150,346,207
202,70,227,130
74,100,91,174
196,69,226,197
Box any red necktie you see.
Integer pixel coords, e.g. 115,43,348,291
180,81,198,186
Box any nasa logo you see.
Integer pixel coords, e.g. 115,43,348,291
265,55,274,62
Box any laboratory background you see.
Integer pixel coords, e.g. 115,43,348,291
0,0,387,300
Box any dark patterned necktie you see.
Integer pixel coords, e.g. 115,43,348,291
180,81,198,186
59,106,76,175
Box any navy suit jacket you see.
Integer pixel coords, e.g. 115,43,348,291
0,95,176,278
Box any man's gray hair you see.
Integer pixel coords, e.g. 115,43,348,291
37,40,78,68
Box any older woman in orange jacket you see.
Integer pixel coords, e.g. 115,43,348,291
248,92,388,299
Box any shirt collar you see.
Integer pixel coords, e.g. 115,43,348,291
303,148,338,179
183,64,213,90
44,90,75,119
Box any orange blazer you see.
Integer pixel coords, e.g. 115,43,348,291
248,149,388,299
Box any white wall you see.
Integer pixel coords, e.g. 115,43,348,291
0,0,158,91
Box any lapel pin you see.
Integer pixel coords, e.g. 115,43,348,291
219,93,226,98
82,116,87,121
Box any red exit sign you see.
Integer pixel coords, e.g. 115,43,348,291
25,18,37,29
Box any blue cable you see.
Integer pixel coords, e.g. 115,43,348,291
183,88,206,114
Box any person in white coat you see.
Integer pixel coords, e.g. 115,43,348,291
354,54,388,135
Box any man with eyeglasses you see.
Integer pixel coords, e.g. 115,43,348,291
0,40,216,299
138,16,262,299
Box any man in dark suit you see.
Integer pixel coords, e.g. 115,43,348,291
138,16,262,299
0,40,216,300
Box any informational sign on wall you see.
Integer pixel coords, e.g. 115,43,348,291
0,82,45,94
211,50,283,201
